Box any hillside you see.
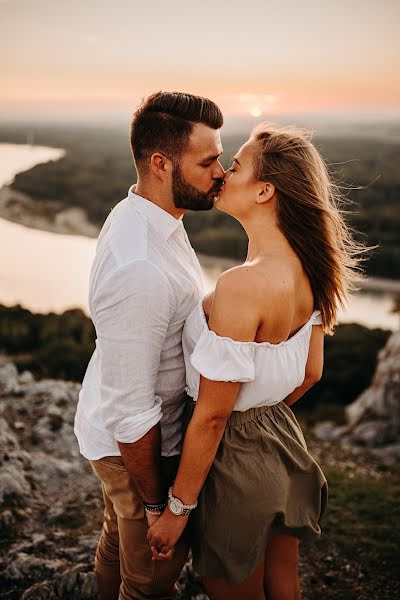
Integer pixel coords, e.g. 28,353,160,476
0,123,399,279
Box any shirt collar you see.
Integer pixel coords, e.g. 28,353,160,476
128,186,184,242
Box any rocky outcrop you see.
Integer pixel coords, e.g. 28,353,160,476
0,362,206,599
0,363,100,598
2,353,397,599
313,330,400,463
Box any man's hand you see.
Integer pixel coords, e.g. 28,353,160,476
145,510,161,529
147,509,189,560
145,511,175,560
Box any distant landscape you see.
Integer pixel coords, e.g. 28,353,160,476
0,124,398,599
0,121,398,421
0,121,399,279
0,302,390,426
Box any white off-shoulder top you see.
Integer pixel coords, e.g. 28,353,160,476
182,297,323,412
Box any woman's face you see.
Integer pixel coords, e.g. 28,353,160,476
214,140,261,218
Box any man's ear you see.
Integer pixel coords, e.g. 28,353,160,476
150,153,173,182
256,182,275,204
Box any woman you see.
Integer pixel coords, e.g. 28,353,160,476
148,123,364,600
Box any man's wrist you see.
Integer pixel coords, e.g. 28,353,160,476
143,500,167,514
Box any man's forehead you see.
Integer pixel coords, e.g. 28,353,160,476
187,122,223,156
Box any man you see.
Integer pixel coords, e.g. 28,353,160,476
74,91,224,600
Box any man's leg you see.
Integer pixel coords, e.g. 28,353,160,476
91,455,190,600
94,482,122,600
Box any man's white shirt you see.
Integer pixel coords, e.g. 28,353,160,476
74,187,204,459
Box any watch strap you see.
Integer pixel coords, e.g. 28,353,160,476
168,486,198,515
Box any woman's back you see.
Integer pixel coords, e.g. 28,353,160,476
203,256,315,346
183,258,322,412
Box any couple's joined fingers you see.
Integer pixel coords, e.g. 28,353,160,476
151,545,175,561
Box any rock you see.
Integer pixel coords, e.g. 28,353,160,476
0,466,31,505
5,552,66,580
24,379,80,413
31,453,81,484
0,362,19,396
338,330,400,453
345,330,400,426
369,443,400,465
0,417,20,453
0,418,32,505
0,509,16,530
19,370,34,385
21,563,98,599
312,421,341,441
22,581,59,600
351,420,399,447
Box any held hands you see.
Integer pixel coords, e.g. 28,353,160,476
147,508,189,560
145,510,175,560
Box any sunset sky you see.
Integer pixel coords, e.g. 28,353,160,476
1,0,399,122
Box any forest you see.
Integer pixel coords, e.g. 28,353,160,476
0,122,399,279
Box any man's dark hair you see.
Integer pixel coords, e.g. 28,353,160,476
130,91,223,173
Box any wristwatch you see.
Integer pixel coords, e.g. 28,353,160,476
167,486,198,516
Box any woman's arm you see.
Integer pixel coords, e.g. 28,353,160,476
284,324,324,407
147,267,260,556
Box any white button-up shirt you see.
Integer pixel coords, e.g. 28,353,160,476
74,187,204,459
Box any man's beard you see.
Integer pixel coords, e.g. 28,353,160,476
172,164,223,211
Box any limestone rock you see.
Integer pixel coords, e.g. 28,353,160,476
0,362,19,396
312,420,342,442
345,330,400,427
19,370,34,385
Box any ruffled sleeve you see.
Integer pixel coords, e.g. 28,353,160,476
190,327,256,382
312,310,322,325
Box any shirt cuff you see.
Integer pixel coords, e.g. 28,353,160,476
114,396,163,444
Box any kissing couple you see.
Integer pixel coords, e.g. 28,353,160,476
74,91,361,599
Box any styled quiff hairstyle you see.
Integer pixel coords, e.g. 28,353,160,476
250,123,366,334
130,91,223,173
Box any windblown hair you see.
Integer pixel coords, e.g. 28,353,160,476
130,91,223,173
250,123,366,334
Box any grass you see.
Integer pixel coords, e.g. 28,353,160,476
304,463,400,598
323,465,399,570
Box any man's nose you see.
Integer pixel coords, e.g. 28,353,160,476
212,160,225,180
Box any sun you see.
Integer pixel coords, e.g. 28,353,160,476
249,106,262,117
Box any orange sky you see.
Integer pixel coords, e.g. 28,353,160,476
1,0,399,121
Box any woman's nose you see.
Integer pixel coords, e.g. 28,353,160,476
213,160,225,180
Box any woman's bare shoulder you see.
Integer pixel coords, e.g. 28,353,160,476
216,262,294,305
215,264,262,300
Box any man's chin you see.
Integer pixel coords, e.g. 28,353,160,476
185,196,215,212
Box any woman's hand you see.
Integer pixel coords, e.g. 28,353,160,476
147,509,189,560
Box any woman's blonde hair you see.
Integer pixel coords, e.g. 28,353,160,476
250,123,366,334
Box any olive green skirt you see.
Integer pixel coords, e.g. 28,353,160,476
182,397,328,585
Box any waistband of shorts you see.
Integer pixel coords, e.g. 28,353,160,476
186,397,283,426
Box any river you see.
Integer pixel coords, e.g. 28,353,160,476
0,143,398,331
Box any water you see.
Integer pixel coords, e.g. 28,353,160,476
0,143,398,331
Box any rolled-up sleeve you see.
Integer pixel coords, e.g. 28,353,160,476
92,259,173,444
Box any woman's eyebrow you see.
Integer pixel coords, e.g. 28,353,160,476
232,157,241,166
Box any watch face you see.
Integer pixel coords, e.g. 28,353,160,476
170,498,183,515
